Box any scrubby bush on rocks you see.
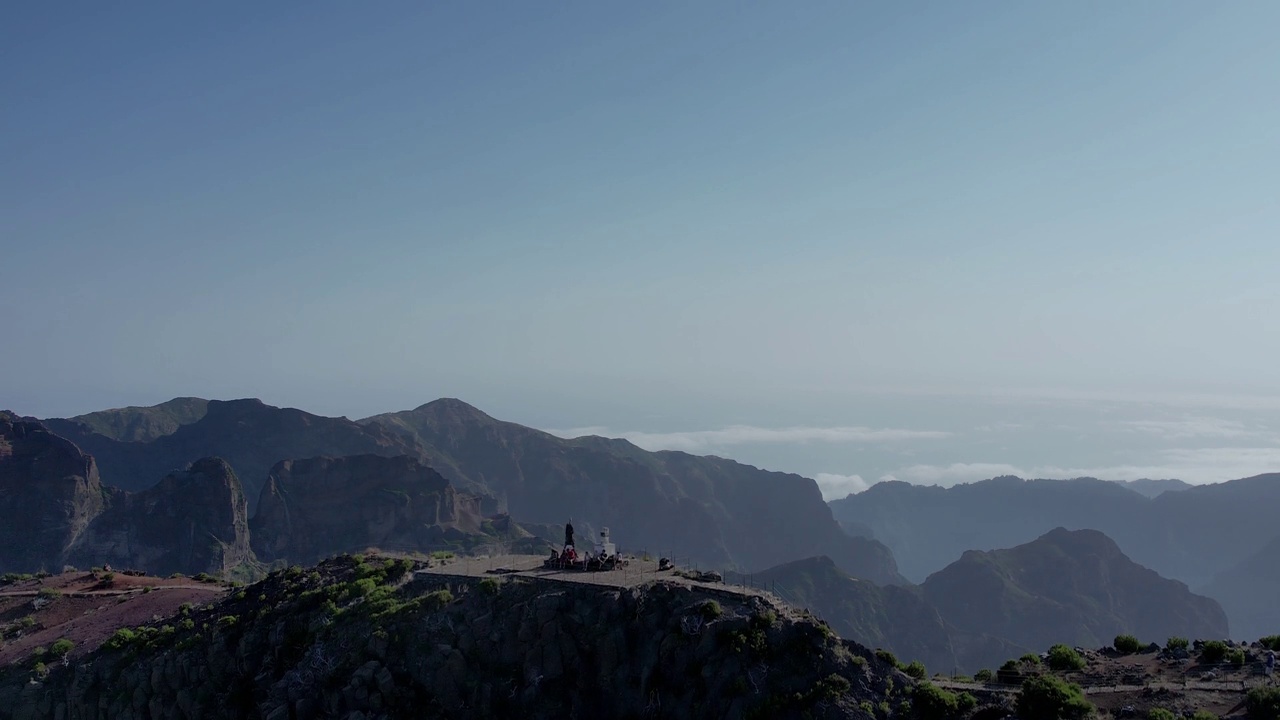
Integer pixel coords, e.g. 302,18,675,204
1114,634,1141,654
1046,644,1086,672
1016,675,1093,720
1200,640,1228,664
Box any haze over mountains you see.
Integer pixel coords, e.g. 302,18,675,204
6,397,1272,674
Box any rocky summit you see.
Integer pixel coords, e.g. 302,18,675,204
0,554,915,720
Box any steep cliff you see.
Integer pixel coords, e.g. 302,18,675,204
0,416,106,572
251,455,531,564
0,555,913,720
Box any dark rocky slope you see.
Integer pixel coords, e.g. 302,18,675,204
730,556,960,675
251,454,543,564
1202,532,1280,642
362,399,904,583
921,528,1229,671
0,415,106,573
0,555,913,720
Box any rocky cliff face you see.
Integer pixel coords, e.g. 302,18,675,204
363,399,904,584
921,528,1229,671
0,555,911,720
251,455,513,565
66,457,254,577
0,416,106,572
50,398,423,509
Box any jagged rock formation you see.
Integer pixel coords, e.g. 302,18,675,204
251,455,539,564
44,397,209,442
921,528,1229,671
66,457,254,577
0,416,106,572
48,398,422,508
731,556,960,675
0,555,910,720
362,399,904,583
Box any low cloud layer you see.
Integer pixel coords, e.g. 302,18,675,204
545,424,949,452
877,446,1280,489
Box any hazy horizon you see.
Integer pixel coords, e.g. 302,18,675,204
5,3,1279,497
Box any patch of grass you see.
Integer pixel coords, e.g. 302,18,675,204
37,587,62,599
1147,709,1176,720
49,639,73,657
1166,636,1189,652
699,600,723,620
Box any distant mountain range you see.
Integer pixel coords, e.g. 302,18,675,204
744,528,1227,674
829,473,1280,642
14,398,904,583
7,397,1273,666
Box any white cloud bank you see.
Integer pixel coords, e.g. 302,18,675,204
878,446,1280,488
1116,416,1258,440
545,424,949,452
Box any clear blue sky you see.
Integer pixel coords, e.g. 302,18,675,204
4,2,1280,491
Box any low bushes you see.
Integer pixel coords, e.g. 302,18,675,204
1016,675,1093,720
1046,644,1086,672
1114,634,1141,654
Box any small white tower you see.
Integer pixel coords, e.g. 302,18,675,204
595,527,616,558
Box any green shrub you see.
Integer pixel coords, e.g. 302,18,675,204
699,600,722,620
1114,634,1142,654
423,589,453,610
957,693,977,714
31,646,46,659
974,668,994,682
216,615,238,629
104,628,136,651
1226,648,1246,666
1189,711,1216,720
1016,675,1093,720
903,660,927,679
1046,644,1086,672
1148,709,1176,720
1021,652,1043,665
1200,640,1228,664
1166,636,1189,651
37,587,62,599
1246,686,1280,720
49,639,73,657
1259,635,1280,651
875,649,899,667
910,682,958,720
478,577,502,596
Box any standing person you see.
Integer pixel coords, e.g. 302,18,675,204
1267,649,1276,682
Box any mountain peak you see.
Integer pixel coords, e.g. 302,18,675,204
410,398,494,422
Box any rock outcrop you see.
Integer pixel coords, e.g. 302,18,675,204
732,556,960,675
66,457,254,577
0,555,910,720
251,455,525,564
0,415,106,572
